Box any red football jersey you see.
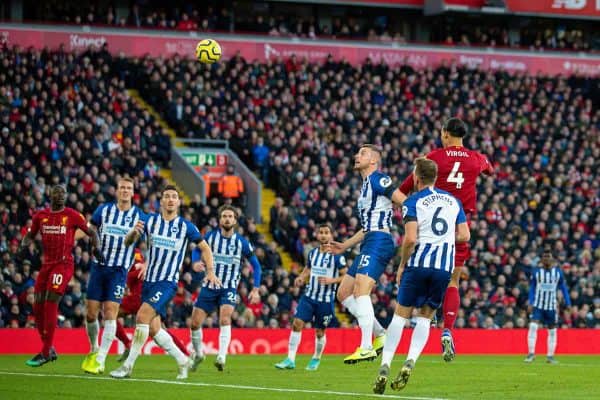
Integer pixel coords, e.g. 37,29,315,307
126,250,144,298
29,207,88,265
400,146,493,214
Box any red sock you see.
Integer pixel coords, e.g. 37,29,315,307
115,321,131,349
443,286,460,330
33,302,45,342
42,301,59,357
167,330,189,356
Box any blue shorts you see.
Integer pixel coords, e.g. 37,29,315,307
347,231,396,280
295,296,335,329
141,280,177,318
194,286,237,314
532,308,557,327
87,263,127,303
396,267,451,309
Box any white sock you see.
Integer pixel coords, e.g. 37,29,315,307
191,328,203,356
288,330,302,362
124,324,149,369
96,319,116,365
218,325,231,360
373,318,386,338
355,295,374,350
547,328,557,357
382,314,407,366
407,317,431,363
527,322,538,354
154,328,188,365
86,319,99,352
342,296,358,316
314,334,326,359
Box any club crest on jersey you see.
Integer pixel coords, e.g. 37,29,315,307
379,177,392,188
170,226,179,234
323,254,331,265
125,216,132,224
228,243,237,252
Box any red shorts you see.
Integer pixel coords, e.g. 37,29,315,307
455,242,470,267
120,295,142,315
35,263,74,296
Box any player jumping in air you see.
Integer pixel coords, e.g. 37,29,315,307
373,158,470,394
329,144,406,364
399,118,493,362
189,205,262,372
524,247,571,364
21,184,101,367
275,223,347,371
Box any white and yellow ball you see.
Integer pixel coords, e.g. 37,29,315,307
195,39,222,64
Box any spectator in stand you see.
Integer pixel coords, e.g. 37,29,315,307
217,165,245,207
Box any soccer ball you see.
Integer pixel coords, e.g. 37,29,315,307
195,39,222,64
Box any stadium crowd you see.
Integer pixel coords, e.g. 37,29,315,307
19,1,597,52
0,44,598,331
135,51,600,330
0,45,285,331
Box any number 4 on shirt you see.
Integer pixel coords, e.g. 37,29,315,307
447,162,465,189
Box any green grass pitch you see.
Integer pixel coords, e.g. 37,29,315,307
0,355,598,400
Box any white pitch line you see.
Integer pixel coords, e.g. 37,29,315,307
0,371,449,400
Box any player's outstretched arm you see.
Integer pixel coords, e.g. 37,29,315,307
456,222,470,243
327,230,365,254
199,239,221,288
391,187,407,206
295,266,310,287
397,221,417,283
84,224,104,263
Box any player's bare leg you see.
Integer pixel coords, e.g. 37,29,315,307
275,318,304,370
214,304,234,371
345,274,378,364
441,267,462,362
190,307,208,371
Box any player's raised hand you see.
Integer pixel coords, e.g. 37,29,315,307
294,276,305,287
134,262,147,280
204,271,222,288
325,241,345,255
318,276,335,285
249,287,260,304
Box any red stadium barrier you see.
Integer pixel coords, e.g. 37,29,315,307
5,328,600,354
1,25,599,76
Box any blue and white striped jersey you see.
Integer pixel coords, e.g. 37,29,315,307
403,187,466,273
529,266,571,311
196,229,254,289
357,171,395,232
91,203,146,269
304,248,346,303
144,213,202,283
